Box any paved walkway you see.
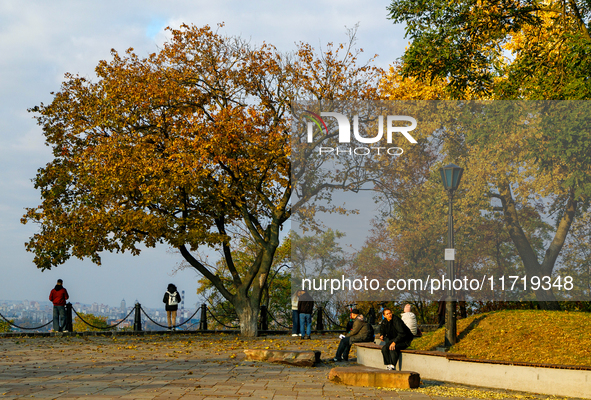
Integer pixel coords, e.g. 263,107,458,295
0,333,576,399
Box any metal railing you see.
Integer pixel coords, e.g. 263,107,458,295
0,303,351,334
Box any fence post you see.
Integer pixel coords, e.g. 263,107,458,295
199,304,208,331
259,305,268,331
316,306,324,331
133,303,142,332
65,302,73,332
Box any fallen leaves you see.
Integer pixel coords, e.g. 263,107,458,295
411,310,591,366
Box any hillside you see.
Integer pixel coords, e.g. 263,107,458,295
410,309,591,366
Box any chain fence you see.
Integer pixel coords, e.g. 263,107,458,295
140,305,201,330
72,306,135,330
0,311,53,330
1,302,354,334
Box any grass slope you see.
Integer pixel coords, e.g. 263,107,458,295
410,310,591,366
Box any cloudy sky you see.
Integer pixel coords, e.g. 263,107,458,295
0,0,406,310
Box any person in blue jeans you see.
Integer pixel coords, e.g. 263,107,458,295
291,290,303,336
49,279,69,332
297,289,314,339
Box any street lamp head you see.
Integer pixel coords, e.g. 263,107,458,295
439,163,464,192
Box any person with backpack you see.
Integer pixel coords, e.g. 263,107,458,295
163,283,181,330
49,279,69,332
333,308,374,362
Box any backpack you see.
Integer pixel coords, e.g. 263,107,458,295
167,291,179,306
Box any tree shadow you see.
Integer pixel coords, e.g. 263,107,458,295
456,314,488,342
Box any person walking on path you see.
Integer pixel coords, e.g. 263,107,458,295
291,290,303,337
49,279,69,332
401,303,419,336
380,308,414,370
163,284,181,330
333,308,374,361
297,289,314,339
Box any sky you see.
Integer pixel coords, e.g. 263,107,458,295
0,0,407,310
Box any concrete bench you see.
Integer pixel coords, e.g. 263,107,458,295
355,342,466,370
329,366,420,388
243,349,321,367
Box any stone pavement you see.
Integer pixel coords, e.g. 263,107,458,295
0,333,576,399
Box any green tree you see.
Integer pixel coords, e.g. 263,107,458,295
194,235,291,330
387,0,591,99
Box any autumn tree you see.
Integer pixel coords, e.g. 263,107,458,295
23,24,382,336
384,3,591,309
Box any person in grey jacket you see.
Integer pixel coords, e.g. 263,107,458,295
333,309,374,361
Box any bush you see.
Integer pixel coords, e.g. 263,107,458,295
73,313,109,332
0,319,12,333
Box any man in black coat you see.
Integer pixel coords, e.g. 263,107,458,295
297,290,314,339
379,308,414,370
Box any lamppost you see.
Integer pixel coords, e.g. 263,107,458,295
439,163,464,347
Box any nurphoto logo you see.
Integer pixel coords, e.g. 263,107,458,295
304,110,418,156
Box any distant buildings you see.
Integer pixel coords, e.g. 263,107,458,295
0,299,199,332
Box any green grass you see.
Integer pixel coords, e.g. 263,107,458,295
410,309,591,366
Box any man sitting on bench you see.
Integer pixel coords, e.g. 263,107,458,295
379,308,414,370
333,309,374,362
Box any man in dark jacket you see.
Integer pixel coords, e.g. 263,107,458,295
379,308,414,370
297,290,314,339
49,279,69,332
333,309,374,361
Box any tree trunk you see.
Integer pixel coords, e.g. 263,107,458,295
497,181,577,311
234,297,260,337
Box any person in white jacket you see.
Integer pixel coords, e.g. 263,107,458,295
291,290,303,337
401,303,418,336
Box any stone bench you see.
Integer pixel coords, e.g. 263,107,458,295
354,342,466,370
244,349,321,367
329,366,420,388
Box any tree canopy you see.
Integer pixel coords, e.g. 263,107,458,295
388,0,591,99
22,24,382,336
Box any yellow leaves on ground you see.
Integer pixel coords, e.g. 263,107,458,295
387,384,570,400
412,309,591,366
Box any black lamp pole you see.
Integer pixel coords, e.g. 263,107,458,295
439,163,464,347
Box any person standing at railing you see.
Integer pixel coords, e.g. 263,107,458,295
297,289,314,340
163,283,181,331
49,279,69,332
291,290,303,337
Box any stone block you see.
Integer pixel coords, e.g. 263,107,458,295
243,349,321,367
328,366,420,389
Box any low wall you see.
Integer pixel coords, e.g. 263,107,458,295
356,343,591,399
